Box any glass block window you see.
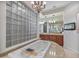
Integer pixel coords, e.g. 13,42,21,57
6,1,37,48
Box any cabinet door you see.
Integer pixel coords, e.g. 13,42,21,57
52,35,57,42
56,35,63,46
40,35,49,40
49,35,53,41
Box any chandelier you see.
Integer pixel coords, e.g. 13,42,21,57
31,1,46,13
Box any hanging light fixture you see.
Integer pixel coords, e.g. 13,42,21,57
31,1,46,13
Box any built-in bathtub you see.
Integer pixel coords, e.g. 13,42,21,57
8,40,51,58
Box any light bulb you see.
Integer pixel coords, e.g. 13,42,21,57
31,1,34,4
43,2,46,5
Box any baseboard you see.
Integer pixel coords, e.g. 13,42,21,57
64,46,79,54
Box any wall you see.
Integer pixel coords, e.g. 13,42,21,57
0,2,6,51
64,2,79,53
77,13,79,52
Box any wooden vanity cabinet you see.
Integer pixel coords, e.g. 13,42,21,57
40,34,63,46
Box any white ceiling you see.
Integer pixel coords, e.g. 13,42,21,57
24,1,71,15
41,1,71,15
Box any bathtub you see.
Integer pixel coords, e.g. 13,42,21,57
8,40,51,58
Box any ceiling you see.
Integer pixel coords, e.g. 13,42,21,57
41,1,71,15
24,1,71,15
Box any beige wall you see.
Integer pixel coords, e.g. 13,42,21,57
64,2,79,53
0,2,6,52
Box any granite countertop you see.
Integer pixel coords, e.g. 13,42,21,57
40,33,63,35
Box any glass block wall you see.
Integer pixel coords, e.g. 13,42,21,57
6,1,37,48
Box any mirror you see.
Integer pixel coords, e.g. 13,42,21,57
39,13,63,34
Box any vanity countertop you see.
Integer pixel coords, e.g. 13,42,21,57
40,33,63,35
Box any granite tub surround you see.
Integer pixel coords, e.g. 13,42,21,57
0,39,38,57
8,40,51,58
